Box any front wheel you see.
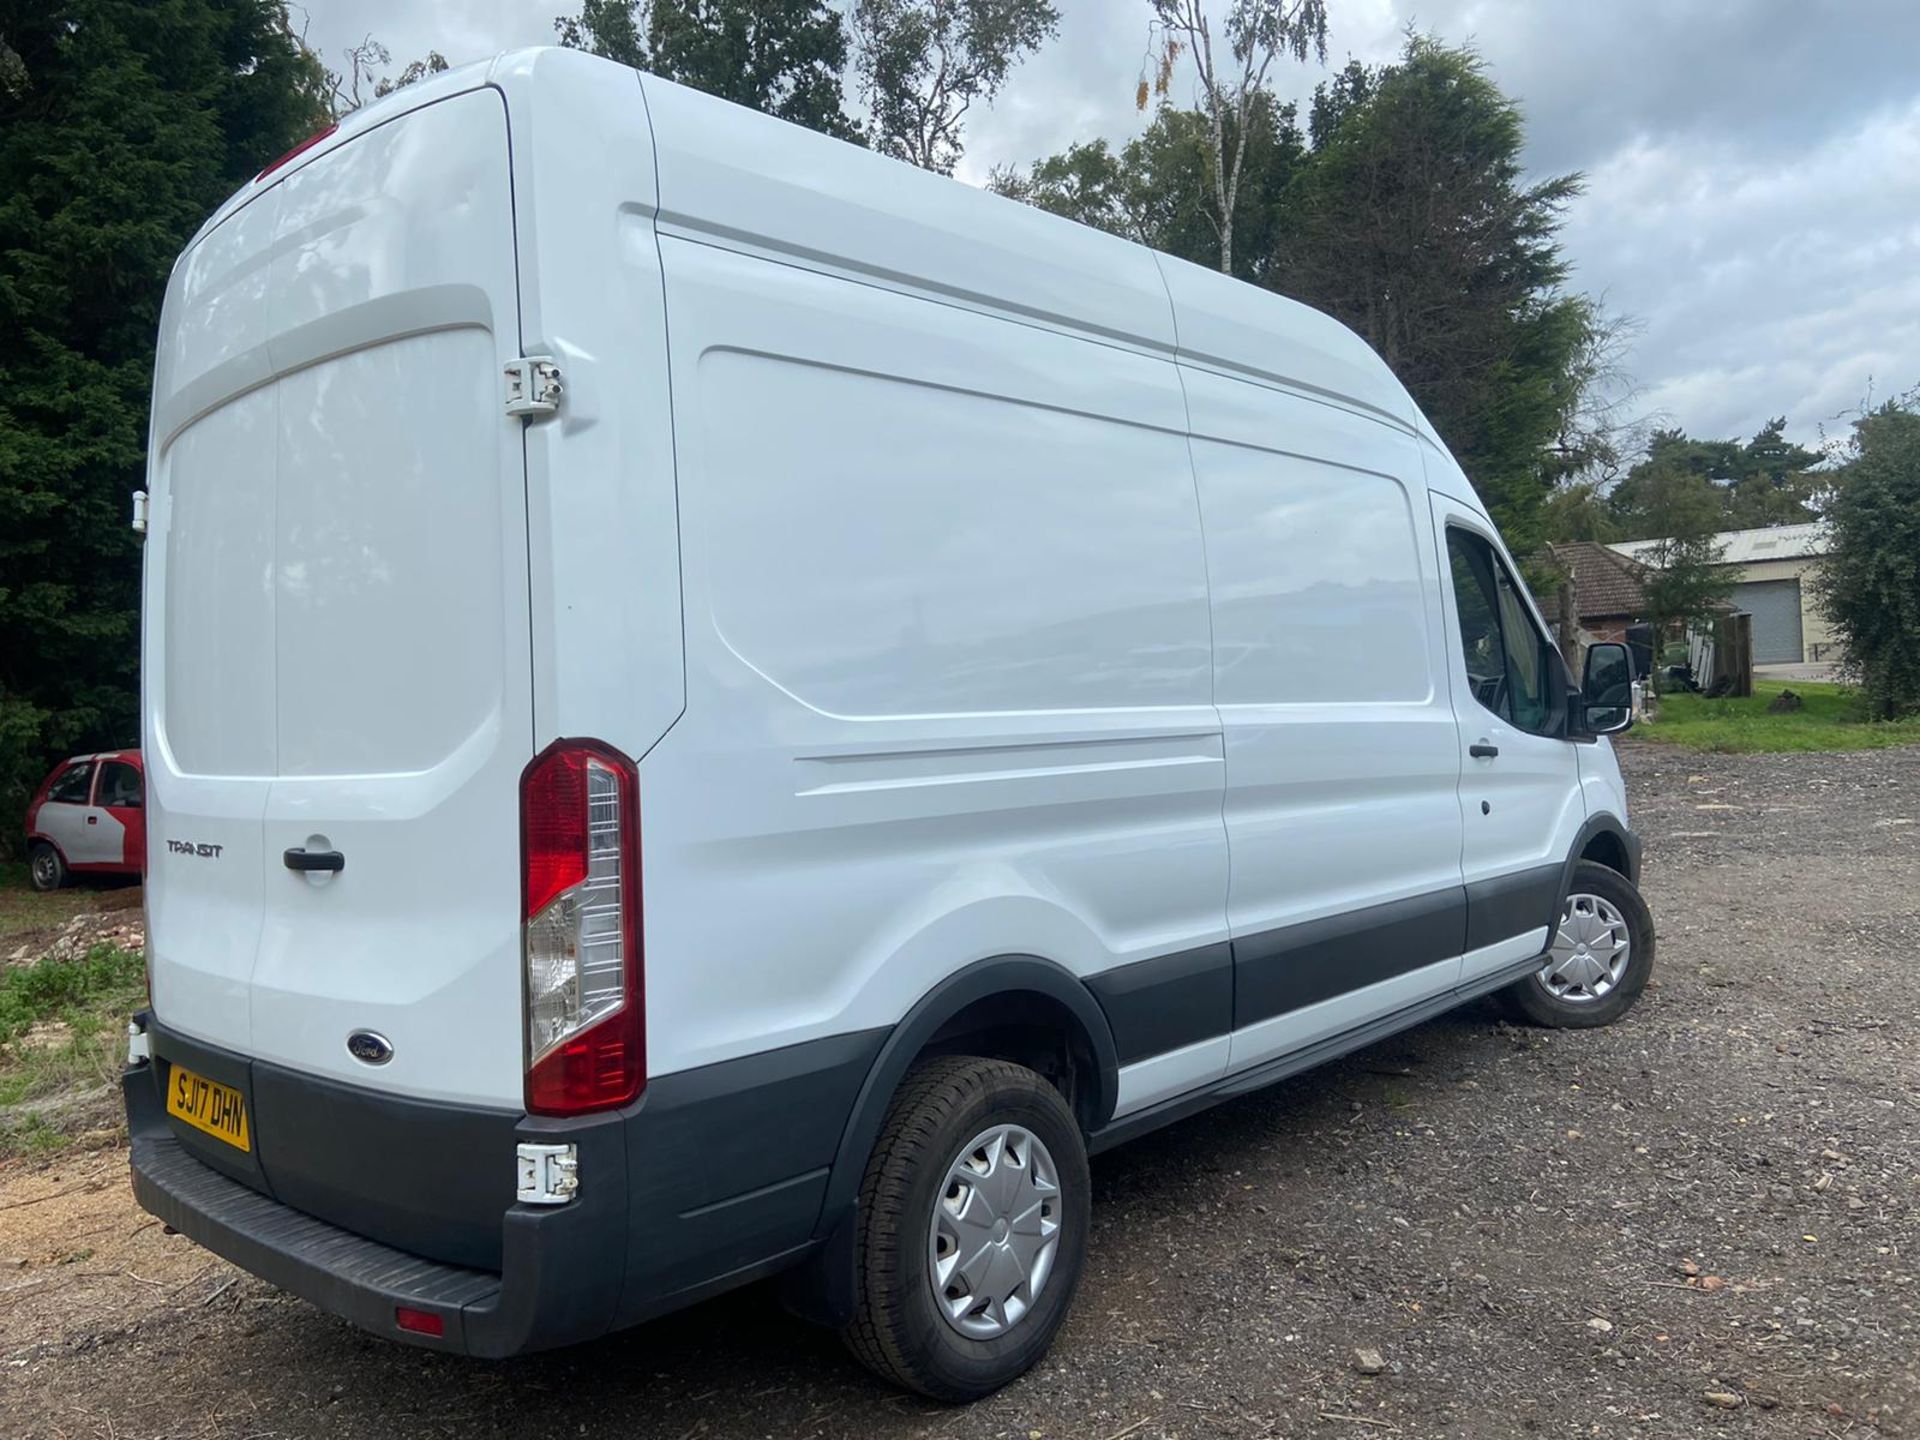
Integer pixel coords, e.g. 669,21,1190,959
28,842,67,892
841,1056,1090,1401
1503,860,1655,1028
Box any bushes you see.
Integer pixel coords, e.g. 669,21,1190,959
0,942,146,1045
0,942,146,1156
1818,403,1920,720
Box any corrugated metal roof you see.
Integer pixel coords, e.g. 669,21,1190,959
1612,521,1830,566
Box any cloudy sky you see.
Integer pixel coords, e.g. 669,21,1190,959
295,0,1920,451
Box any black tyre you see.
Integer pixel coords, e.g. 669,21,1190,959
1503,860,1655,1028
28,841,67,893
842,1056,1090,1401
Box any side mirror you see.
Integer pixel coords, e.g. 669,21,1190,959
1579,642,1634,735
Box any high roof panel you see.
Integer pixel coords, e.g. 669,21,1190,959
638,71,1178,354
1153,252,1416,429
634,62,1418,426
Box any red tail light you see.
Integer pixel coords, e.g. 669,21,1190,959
520,740,643,1116
256,123,338,182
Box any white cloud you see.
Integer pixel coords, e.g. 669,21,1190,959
1565,94,1920,442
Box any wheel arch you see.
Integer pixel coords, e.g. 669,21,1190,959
781,954,1118,1327
828,955,1118,1203
27,833,70,865
1565,813,1641,894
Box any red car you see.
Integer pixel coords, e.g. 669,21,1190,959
24,749,146,891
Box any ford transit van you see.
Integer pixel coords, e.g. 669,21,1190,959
126,47,1651,1400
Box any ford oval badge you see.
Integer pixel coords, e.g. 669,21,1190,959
346,1030,394,1066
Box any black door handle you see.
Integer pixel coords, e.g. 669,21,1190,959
86,814,98,824
284,847,345,873
1469,742,1500,759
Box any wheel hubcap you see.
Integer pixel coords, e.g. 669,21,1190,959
927,1123,1062,1339
1538,891,1631,1002
32,853,56,886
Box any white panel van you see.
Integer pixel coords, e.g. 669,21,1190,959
126,48,1652,1401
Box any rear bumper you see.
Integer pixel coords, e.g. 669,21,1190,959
124,1015,886,1356
124,1053,625,1357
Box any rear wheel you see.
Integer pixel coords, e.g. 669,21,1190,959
1503,860,1654,1028
842,1056,1089,1401
28,842,67,893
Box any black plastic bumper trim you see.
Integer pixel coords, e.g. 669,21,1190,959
124,1021,886,1356
1088,949,1548,1155
1464,862,1564,951
126,1062,505,1353
1232,885,1468,1029
1086,941,1232,1065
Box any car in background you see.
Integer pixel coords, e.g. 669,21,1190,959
24,749,145,891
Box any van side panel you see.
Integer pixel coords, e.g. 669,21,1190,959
642,235,1230,1083
1177,369,1468,1072
493,51,685,757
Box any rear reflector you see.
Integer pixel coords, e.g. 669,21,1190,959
521,741,643,1116
256,124,338,182
394,1306,444,1337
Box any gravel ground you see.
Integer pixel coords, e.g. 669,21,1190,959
3,740,1916,1439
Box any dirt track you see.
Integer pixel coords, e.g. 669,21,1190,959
3,740,1917,1439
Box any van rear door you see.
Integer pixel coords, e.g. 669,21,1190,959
145,87,534,1108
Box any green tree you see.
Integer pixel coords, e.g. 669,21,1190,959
318,36,450,117
556,0,859,139
990,139,1150,239
993,91,1305,282
1724,418,1825,527
854,0,1058,175
554,0,645,65
1138,0,1327,274
998,38,1604,551
1541,481,1620,543
1612,420,1825,533
1611,458,1734,681
0,0,327,847
1279,40,1595,555
376,51,449,100
1816,399,1920,718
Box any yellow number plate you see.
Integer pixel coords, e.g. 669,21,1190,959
166,1065,251,1152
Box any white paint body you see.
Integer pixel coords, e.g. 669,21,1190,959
35,793,109,864
142,50,1626,1117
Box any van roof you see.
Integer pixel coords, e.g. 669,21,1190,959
189,46,1420,433
633,57,1417,429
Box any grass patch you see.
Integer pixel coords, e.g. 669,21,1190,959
0,861,139,945
0,861,83,942
0,942,147,1159
1640,680,1920,754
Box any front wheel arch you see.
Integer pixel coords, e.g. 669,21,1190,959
1579,826,1633,879
1506,859,1656,1028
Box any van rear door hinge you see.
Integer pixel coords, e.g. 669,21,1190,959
504,356,563,419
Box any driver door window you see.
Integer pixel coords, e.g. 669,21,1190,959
1446,528,1556,735
47,761,94,806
